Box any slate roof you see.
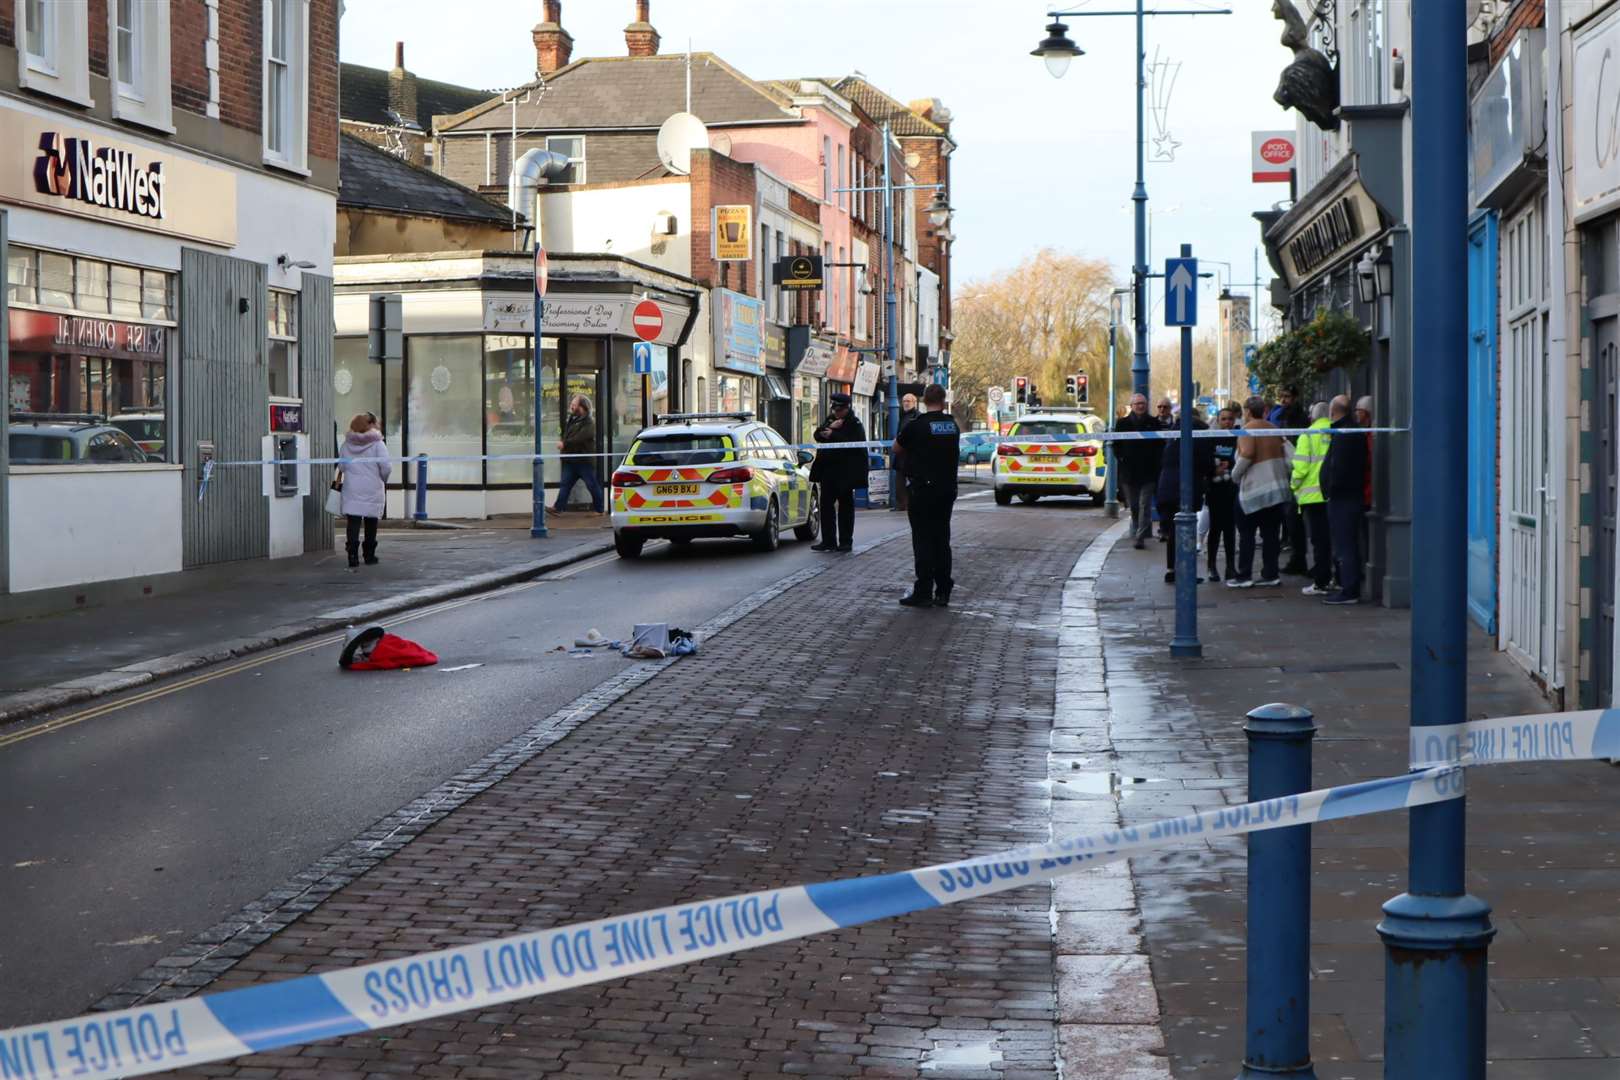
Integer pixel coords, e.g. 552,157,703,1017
338,134,512,225
340,62,494,131
442,53,796,132
833,77,949,139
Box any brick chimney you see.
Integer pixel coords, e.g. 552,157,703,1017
387,42,418,128
625,0,659,57
533,0,573,77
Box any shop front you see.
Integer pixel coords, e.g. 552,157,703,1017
1,98,336,594
713,288,764,420
332,252,698,520
786,327,835,446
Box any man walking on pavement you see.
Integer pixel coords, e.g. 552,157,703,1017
1205,405,1240,582
1292,401,1335,595
1113,393,1164,549
1155,397,1175,539
811,392,867,553
896,385,960,607
554,394,604,514
1321,394,1367,605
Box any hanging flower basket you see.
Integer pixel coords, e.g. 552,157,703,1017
1250,308,1370,397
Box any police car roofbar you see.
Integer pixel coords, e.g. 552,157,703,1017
653,412,755,424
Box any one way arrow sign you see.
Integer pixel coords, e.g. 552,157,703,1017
1165,256,1198,327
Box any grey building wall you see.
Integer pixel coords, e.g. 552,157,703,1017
300,276,336,552
179,249,269,567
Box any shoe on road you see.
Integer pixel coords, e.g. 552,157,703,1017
1301,583,1332,596
1225,577,1253,589
1323,592,1361,605
898,589,934,607
1255,578,1282,587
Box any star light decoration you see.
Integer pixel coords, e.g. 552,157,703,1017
1147,47,1182,163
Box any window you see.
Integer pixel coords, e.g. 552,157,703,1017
774,230,786,325
836,144,846,210
823,136,832,201
267,290,299,398
263,0,309,171
406,336,484,484
6,247,174,321
760,224,772,321
107,0,172,129
75,260,110,314
18,0,91,105
114,0,138,94
545,136,586,184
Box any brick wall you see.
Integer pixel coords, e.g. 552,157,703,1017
88,0,108,76
904,136,951,332
308,0,339,162
216,0,261,135
1488,0,1544,66
171,0,211,116
0,2,12,47
689,149,757,292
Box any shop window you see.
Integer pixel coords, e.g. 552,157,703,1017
18,0,92,107
108,0,173,131
263,0,310,173
267,289,299,398
141,270,172,320
715,375,755,418
485,334,555,486
38,252,73,309
110,265,141,318
5,247,173,322
545,136,586,184
406,336,483,484
333,337,402,466
6,247,37,306
75,260,110,314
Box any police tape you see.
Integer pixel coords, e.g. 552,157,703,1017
0,764,1465,1080
1409,708,1620,770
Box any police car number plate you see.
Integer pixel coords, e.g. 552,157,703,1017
655,483,700,495
1031,455,1061,464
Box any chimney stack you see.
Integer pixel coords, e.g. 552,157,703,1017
625,0,660,57
387,41,418,128
533,0,573,77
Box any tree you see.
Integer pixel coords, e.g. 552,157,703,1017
950,250,1126,425
1149,331,1222,409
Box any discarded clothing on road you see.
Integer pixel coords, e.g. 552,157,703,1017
619,623,699,659
340,624,440,670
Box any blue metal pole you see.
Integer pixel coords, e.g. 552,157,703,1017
1378,3,1492,1076
883,121,900,509
1238,703,1318,1080
1105,319,1119,518
1170,242,1199,657
413,454,428,522
1130,0,1150,400
531,265,549,538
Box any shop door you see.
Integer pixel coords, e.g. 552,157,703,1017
1595,307,1619,705
559,340,605,508
1500,203,1553,678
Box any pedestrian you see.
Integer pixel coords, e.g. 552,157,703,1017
553,394,604,514
895,392,921,510
1321,394,1367,605
895,385,960,607
1292,401,1335,596
1156,406,1215,583
1227,395,1290,588
1112,393,1164,549
1155,397,1175,539
339,412,391,569
1355,394,1375,509
1205,405,1240,582
811,392,868,553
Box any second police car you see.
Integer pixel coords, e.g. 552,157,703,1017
609,412,820,558
992,408,1107,506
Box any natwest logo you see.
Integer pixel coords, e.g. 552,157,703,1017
1260,137,1295,165
33,132,165,221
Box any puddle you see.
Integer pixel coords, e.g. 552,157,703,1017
1049,771,1177,796
919,1037,1002,1072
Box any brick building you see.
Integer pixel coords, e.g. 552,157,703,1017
1,0,342,597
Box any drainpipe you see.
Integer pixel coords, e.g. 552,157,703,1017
1546,0,1571,698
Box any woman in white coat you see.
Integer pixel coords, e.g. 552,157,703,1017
339,413,391,568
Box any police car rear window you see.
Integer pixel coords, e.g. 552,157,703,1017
1009,421,1084,439
628,434,733,466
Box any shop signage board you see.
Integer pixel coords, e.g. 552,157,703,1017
825,347,860,384
714,288,763,375
797,342,835,378
713,205,753,261
1251,130,1296,183
774,255,823,290
8,308,168,358
0,103,237,246
1573,6,1620,222
1272,173,1385,288
480,295,684,345
853,361,882,397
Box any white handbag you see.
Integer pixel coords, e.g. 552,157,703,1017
324,471,344,515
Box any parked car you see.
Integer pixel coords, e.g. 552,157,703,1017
958,431,996,464
110,412,166,457
9,414,154,464
992,410,1107,506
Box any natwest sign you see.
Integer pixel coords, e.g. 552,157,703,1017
1251,130,1297,183
35,132,166,221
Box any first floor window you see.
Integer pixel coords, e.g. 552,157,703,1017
23,0,50,66
114,0,139,94
267,289,299,398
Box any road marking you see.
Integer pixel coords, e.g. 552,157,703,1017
0,581,542,750
541,550,624,579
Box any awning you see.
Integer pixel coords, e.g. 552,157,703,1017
762,374,791,401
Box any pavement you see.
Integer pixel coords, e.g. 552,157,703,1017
0,512,616,724
1093,531,1619,1079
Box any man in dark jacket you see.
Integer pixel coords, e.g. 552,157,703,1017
895,393,921,510
811,393,867,552
553,394,603,513
1156,410,1216,583
1320,395,1366,605
1113,393,1164,549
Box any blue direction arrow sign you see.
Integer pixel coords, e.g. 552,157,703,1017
632,341,654,374
1165,257,1198,326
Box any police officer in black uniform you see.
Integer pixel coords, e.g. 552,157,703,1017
895,384,961,607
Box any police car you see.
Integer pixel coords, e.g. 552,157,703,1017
609,412,820,558
992,409,1107,506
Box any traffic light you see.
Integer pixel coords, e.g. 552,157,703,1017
1015,375,1028,404
1076,372,1089,403
1065,374,1077,398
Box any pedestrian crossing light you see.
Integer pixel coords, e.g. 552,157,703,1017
1015,376,1029,404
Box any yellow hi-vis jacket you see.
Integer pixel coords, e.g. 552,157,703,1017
1291,417,1331,506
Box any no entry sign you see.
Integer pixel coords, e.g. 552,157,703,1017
632,299,663,342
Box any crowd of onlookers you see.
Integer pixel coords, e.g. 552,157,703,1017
1111,388,1373,605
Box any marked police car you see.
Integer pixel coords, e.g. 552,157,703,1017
609,412,820,558
992,409,1107,506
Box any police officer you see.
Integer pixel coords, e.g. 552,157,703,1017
895,384,960,607
811,392,867,552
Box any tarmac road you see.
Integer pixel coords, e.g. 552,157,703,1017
0,524,903,1027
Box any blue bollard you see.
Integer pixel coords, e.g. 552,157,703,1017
1238,703,1318,1080
413,454,428,522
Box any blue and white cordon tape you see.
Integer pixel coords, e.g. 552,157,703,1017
2,706,1607,1080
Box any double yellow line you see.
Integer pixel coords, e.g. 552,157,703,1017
0,576,556,750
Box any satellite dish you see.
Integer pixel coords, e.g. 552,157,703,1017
656,112,708,176
711,131,733,156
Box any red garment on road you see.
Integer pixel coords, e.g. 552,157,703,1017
343,633,438,670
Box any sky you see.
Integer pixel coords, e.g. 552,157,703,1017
339,0,1298,354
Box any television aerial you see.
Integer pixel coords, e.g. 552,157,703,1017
656,112,708,176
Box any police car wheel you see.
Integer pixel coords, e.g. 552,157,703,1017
614,533,645,559
1018,493,1040,505
993,488,1013,506
793,494,820,541
1091,488,1107,506
751,500,781,552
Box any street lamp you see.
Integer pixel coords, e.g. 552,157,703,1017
1355,249,1378,305
926,194,953,228
1030,21,1083,79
